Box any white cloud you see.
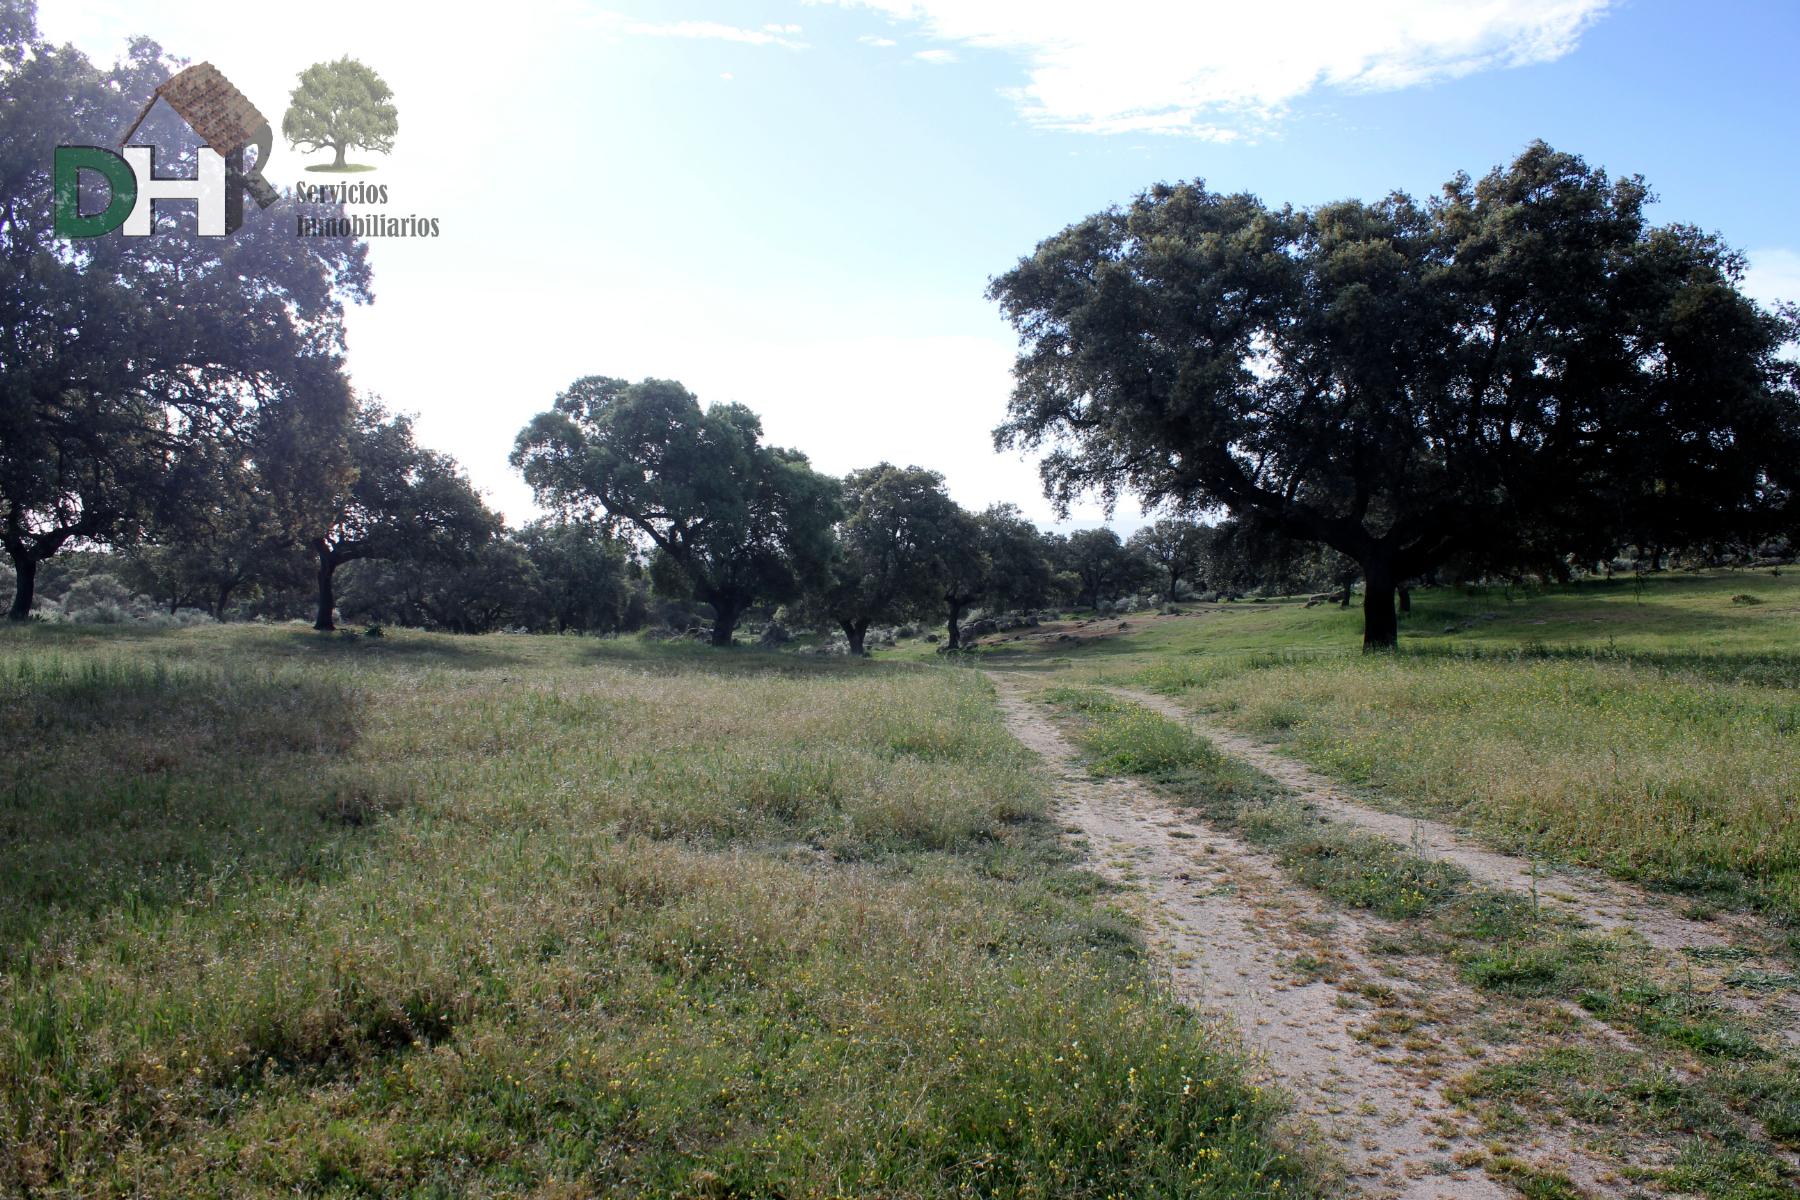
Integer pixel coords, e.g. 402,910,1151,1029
827,0,1611,137
858,34,898,46
588,11,808,50
1744,248,1800,311
912,47,957,65
720,71,734,80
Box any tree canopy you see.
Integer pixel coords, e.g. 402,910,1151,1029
512,377,841,646
990,142,1800,648
512,518,644,636
0,15,370,620
1058,527,1150,610
117,432,300,618
1128,519,1212,603
299,399,500,631
935,503,1056,649
805,463,964,656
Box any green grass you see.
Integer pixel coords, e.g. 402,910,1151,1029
1047,689,1463,921
1016,570,1800,922
1,624,1313,1198
956,568,1799,677
1043,690,1800,1192
1460,1050,1800,1200
1179,652,1800,917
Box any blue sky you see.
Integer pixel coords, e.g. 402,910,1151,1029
42,0,1800,530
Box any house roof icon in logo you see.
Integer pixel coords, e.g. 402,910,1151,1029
120,63,278,208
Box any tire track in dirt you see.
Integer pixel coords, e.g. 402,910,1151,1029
1102,685,1800,1047
989,672,1575,1200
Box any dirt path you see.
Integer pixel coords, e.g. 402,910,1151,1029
1102,684,1800,1045
988,672,1572,1199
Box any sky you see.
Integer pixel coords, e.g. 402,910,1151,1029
37,0,1800,533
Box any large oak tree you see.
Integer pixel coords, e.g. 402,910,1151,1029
1057,527,1149,611
282,57,398,171
0,14,370,619
989,143,1800,649
1128,518,1213,605
288,397,500,631
804,463,963,656
512,377,840,646
937,503,1054,650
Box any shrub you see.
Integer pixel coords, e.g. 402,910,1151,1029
61,573,136,615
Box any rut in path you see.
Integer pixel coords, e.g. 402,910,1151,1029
1101,684,1800,1046
987,672,1584,1200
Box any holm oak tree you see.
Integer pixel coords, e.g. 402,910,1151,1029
989,142,1799,649
512,377,840,646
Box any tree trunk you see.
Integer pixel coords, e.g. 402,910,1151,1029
1397,586,1411,614
708,599,739,647
1361,559,1398,652
945,598,966,650
1165,570,1181,604
214,581,236,620
332,143,347,168
840,618,869,657
314,545,338,631
7,552,36,621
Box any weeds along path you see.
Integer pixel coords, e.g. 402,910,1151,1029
1101,684,1800,1045
988,671,1557,1200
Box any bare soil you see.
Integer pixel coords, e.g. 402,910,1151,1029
989,672,1600,1199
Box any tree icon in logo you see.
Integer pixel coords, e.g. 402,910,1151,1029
282,57,397,173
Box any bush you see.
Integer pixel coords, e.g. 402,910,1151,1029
68,600,132,624
53,573,218,627
61,573,135,614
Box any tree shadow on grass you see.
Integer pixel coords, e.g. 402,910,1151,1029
0,653,406,968
268,628,532,670
1401,640,1800,689
971,630,1170,667
0,621,532,671
577,637,936,678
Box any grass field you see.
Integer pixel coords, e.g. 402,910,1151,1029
1,625,1312,1198
6,567,1796,1196
1040,686,1800,1198
952,569,1800,923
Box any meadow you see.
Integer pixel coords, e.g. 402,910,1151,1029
5,567,1796,1197
971,572,1800,1198
967,569,1800,923
0,624,1309,1198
